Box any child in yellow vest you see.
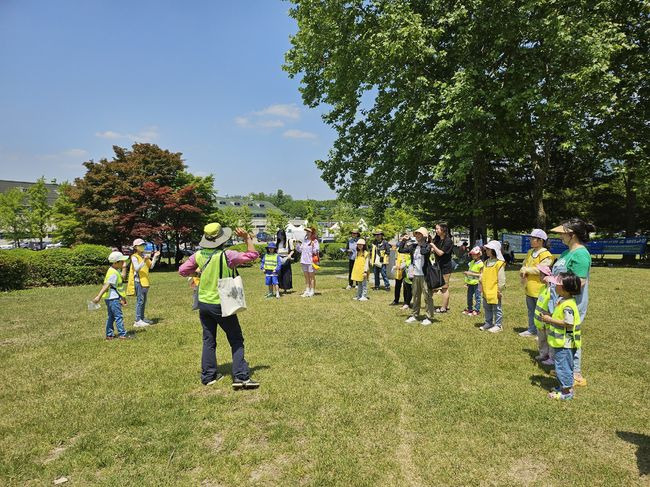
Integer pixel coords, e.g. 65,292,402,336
463,246,484,316
540,272,582,400
260,242,282,298
92,251,130,340
479,240,506,333
519,229,554,337
351,239,370,301
126,239,160,328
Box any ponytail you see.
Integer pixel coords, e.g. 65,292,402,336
562,218,596,243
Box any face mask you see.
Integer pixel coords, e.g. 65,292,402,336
137,245,145,252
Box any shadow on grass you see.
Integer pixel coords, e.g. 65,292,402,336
530,374,557,391
217,363,271,377
616,431,650,477
522,347,542,364
512,326,528,333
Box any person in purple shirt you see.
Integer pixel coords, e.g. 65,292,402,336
179,224,260,390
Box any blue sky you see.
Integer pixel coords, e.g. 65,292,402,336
0,0,337,199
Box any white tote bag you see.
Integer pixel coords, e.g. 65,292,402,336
217,252,247,317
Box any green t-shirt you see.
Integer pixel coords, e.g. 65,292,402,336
556,247,591,278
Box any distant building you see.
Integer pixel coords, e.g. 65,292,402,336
215,197,284,234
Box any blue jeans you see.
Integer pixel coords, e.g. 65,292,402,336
135,282,149,321
356,279,368,298
525,295,538,334
553,347,575,389
105,298,126,337
374,265,390,288
483,298,502,328
466,284,480,312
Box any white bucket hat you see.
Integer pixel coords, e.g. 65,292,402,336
108,251,129,263
483,240,504,261
529,229,548,240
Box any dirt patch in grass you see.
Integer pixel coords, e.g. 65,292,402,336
507,457,550,486
249,454,290,483
43,435,80,464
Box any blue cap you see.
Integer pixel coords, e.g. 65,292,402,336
266,242,277,249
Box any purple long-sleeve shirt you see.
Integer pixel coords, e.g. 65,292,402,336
178,249,259,277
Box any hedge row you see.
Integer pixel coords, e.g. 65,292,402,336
0,244,112,291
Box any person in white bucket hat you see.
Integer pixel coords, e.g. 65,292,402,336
519,229,554,337
479,240,506,333
92,251,131,340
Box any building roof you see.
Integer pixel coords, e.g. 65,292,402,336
214,197,282,215
0,180,60,205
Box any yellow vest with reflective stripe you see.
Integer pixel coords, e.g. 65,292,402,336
263,253,279,272
546,298,582,349
481,260,505,304
464,259,483,285
533,286,551,330
102,267,125,299
523,248,553,297
195,250,233,305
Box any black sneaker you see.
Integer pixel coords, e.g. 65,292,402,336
232,378,260,390
389,301,398,306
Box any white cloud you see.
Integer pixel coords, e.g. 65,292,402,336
258,119,285,128
94,126,159,143
234,116,251,128
254,103,300,120
63,148,88,157
283,129,317,140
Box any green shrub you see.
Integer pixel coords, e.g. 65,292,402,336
321,243,346,260
0,252,29,291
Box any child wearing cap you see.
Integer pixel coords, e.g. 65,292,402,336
127,238,161,327
351,239,370,301
540,272,582,400
463,246,484,316
519,229,554,337
92,251,130,340
260,242,282,299
479,240,506,333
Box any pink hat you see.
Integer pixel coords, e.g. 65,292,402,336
537,265,552,277
469,246,482,255
543,275,562,285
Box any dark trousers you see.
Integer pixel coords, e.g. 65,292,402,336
198,302,250,384
348,259,355,286
374,264,390,288
394,278,412,305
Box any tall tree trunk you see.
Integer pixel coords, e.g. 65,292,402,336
472,154,488,245
532,142,549,229
622,161,638,265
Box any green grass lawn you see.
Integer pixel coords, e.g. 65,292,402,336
1,261,648,486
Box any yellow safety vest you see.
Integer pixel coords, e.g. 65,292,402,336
263,253,279,272
546,298,582,349
523,248,553,297
395,251,411,280
464,259,484,285
351,251,369,282
533,286,551,331
195,250,233,305
481,259,505,304
127,253,151,295
102,267,125,300
371,243,389,265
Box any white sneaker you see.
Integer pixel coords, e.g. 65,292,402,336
345,285,352,290
405,316,418,324
275,294,280,299
519,330,535,337
421,318,432,326
488,325,503,333
133,320,149,328
401,304,410,310
300,290,310,297
358,297,369,301
479,323,493,331
352,296,359,300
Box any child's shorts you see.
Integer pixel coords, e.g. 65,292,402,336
265,275,279,286
301,263,314,273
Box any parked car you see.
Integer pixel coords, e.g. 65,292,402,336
45,242,63,249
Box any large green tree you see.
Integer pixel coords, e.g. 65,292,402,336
0,188,27,246
27,177,52,247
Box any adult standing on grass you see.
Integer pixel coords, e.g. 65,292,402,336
547,218,595,387
391,233,413,308
519,229,554,337
276,229,295,294
179,223,260,390
430,222,454,313
127,238,160,328
370,229,391,291
344,229,361,289
405,227,435,325
298,226,319,297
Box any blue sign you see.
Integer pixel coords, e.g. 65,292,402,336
144,242,155,253
502,234,647,256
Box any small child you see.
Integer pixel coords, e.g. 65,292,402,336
463,246,484,316
540,272,582,400
533,265,553,363
260,242,282,298
92,251,130,340
479,240,506,333
351,238,370,301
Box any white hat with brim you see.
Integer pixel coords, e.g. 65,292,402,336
199,222,232,249
132,238,146,247
528,229,548,240
414,227,429,238
483,240,504,261
357,238,366,246
108,251,129,263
